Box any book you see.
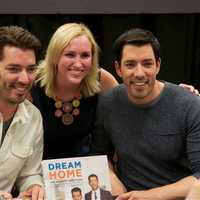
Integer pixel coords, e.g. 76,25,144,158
42,155,112,200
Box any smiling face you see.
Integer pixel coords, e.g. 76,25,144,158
0,46,36,105
89,176,99,191
56,35,92,87
72,191,82,200
115,44,161,105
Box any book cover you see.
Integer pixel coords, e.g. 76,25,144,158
42,155,113,200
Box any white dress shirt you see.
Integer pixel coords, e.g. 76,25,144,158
92,188,100,200
0,99,43,192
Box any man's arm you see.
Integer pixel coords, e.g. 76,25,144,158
91,92,125,196
186,179,200,200
91,92,115,158
16,114,44,200
116,176,197,200
108,161,127,196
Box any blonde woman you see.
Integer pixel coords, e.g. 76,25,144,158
31,23,118,159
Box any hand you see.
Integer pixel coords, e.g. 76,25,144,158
186,180,200,200
18,185,44,200
116,189,162,200
0,191,12,200
179,83,200,95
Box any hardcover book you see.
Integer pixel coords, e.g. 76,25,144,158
42,155,113,200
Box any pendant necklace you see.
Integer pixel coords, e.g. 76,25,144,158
54,93,81,125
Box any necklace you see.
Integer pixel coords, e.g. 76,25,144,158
54,93,81,125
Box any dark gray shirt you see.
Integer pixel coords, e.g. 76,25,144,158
91,82,200,190
1,116,13,146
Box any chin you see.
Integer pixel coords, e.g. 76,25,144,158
130,89,143,96
11,95,26,104
8,99,24,105
70,79,83,85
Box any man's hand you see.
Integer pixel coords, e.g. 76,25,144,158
116,189,162,200
186,180,200,200
179,83,200,95
18,185,44,200
0,191,12,200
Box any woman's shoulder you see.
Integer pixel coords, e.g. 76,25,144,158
99,68,118,92
31,82,45,95
31,83,48,104
83,93,98,105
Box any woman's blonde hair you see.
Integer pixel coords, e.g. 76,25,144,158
36,23,100,98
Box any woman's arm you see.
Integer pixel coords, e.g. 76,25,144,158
99,68,118,92
179,83,199,95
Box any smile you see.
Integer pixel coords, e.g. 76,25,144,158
14,87,29,94
130,80,148,86
134,82,146,86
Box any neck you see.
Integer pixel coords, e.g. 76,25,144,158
0,100,17,121
93,188,99,192
54,82,81,102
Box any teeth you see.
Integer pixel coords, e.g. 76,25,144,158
68,68,84,72
16,87,28,92
134,82,145,86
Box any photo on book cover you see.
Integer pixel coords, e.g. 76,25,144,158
42,155,113,200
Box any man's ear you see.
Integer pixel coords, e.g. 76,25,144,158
156,58,161,75
115,61,122,78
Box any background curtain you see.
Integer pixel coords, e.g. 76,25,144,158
1,14,200,88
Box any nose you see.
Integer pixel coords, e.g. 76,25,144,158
73,56,83,68
134,64,145,78
18,70,30,84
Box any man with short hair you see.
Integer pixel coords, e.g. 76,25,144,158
0,26,44,200
91,28,200,200
71,187,82,200
85,174,113,200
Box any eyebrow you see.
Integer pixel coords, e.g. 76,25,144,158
63,50,91,53
124,58,154,62
142,59,154,62
6,63,37,67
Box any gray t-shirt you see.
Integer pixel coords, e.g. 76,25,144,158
91,82,200,190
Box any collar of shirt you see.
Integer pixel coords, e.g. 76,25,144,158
12,99,30,125
0,99,30,143
92,188,100,200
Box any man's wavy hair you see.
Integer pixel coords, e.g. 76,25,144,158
113,28,161,64
0,25,41,61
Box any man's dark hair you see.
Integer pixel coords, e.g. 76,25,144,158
113,28,161,64
71,187,82,195
88,174,98,181
0,25,41,61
